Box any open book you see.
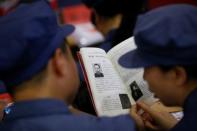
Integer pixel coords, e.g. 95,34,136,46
78,37,159,116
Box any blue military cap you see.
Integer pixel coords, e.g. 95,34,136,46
0,0,74,87
119,4,197,68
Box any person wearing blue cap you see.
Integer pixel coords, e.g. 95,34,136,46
119,4,197,131
0,1,137,131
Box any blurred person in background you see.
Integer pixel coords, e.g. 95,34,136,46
82,0,145,51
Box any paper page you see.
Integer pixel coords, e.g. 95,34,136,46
80,48,135,116
107,37,157,105
69,23,104,47
171,111,183,121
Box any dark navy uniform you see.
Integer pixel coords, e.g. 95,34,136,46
99,29,117,52
0,99,135,131
171,89,197,131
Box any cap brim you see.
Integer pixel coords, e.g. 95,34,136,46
51,24,74,48
118,49,153,68
61,24,75,37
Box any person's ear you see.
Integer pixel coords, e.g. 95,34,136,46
51,48,67,77
171,66,187,86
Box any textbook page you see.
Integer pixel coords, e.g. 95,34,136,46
80,48,135,116
107,37,157,105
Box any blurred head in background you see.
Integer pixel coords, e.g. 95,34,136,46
82,0,145,45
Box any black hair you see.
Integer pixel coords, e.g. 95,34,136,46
159,65,197,80
94,63,101,68
111,0,146,45
59,39,67,53
82,0,122,17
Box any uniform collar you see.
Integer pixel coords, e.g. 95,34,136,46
183,89,197,113
3,99,70,121
105,29,117,42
